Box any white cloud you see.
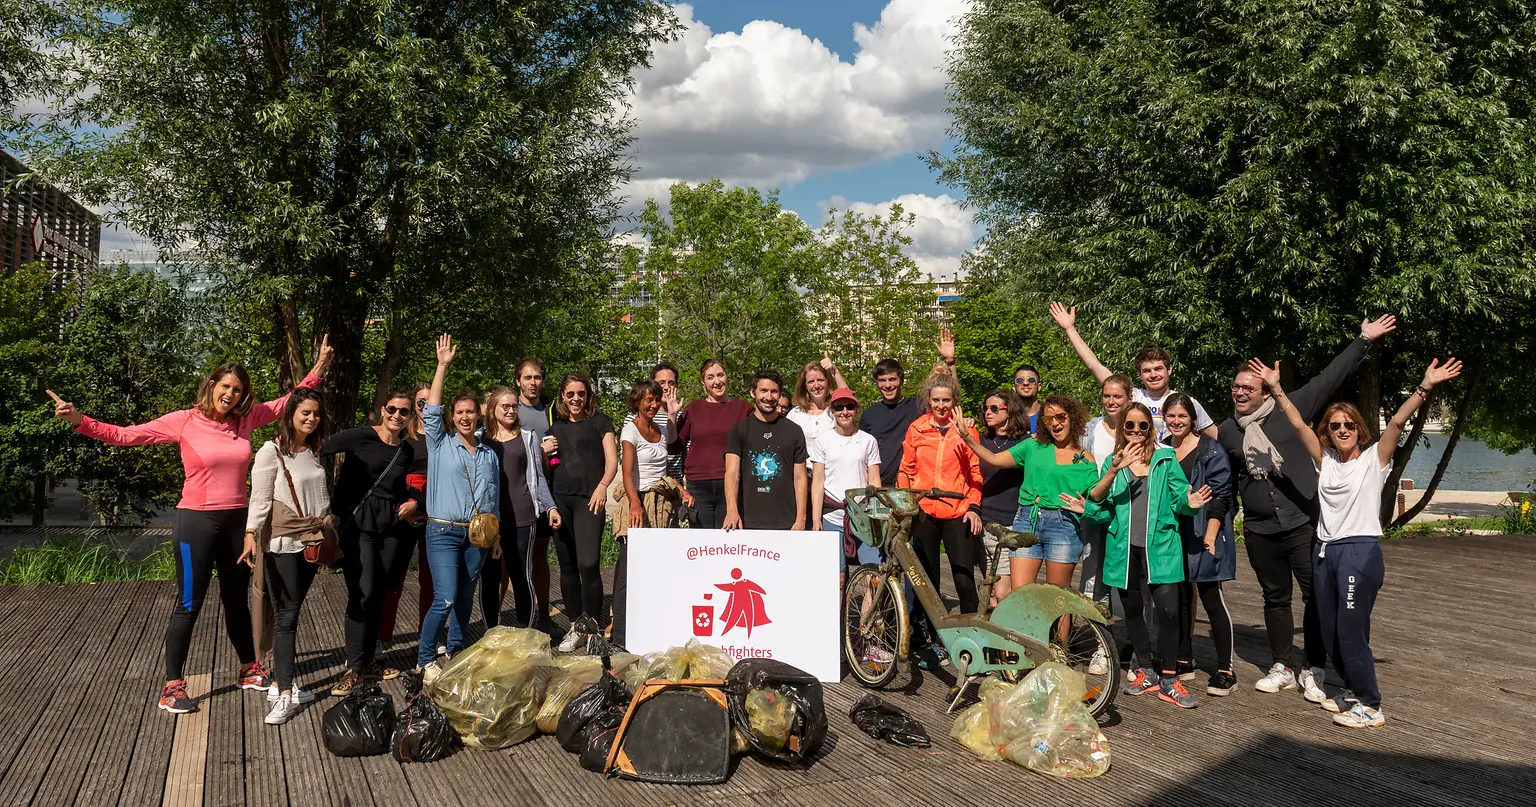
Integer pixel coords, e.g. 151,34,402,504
838,193,977,279
627,0,970,190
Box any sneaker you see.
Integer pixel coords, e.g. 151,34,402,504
915,643,950,671
421,658,447,687
237,661,273,691
264,692,300,725
1254,663,1297,693
1124,668,1160,696
1206,671,1238,697
1157,677,1198,709
1087,646,1109,676
359,661,400,681
1332,703,1385,728
330,669,364,697
557,617,596,653
158,680,197,714
1322,691,1360,714
858,641,896,665
1298,666,1327,703
1176,660,1197,681
266,685,317,705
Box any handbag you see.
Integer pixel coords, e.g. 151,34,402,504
273,451,342,565
463,451,501,549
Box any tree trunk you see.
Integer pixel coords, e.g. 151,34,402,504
276,297,305,389
1390,361,1485,528
370,310,407,413
1356,351,1382,435
1380,401,1431,525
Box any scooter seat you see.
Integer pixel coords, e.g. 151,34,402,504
983,522,1038,550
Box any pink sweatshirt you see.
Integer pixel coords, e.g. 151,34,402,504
74,372,323,511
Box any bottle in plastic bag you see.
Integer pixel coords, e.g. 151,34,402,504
744,688,796,750
989,662,1111,778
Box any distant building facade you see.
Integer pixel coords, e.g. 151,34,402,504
1,150,100,289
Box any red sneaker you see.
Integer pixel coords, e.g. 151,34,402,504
238,661,272,691
159,680,197,714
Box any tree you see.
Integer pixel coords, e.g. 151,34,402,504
935,0,1536,520
0,263,67,521
26,0,676,427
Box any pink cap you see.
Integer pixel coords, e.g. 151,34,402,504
830,388,858,406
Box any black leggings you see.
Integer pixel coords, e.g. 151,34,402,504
1118,545,1180,673
1245,524,1326,669
553,493,607,625
481,523,536,630
911,512,978,616
340,527,410,671
265,551,316,691
1178,580,1234,672
687,479,726,530
165,508,255,681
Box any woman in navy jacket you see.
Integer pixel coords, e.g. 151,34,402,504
1165,394,1238,697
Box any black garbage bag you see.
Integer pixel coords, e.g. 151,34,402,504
323,683,394,757
724,658,827,763
848,694,931,748
391,691,459,763
577,707,627,773
557,668,631,753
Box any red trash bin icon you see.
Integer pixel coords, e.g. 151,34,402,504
692,605,714,636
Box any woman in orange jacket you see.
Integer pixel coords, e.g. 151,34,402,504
898,372,984,618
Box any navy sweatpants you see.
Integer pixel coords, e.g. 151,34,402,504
1313,537,1385,708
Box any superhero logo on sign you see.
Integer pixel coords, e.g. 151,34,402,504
693,568,771,638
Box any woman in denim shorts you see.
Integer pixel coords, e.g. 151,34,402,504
962,395,1099,592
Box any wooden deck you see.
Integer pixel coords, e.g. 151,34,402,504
0,533,1532,807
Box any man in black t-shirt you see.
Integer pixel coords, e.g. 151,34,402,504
724,370,807,531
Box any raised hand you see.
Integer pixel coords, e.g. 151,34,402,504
1058,492,1087,514
1246,358,1282,392
46,389,83,426
1421,357,1463,389
311,333,334,376
819,350,837,374
935,329,955,365
1360,314,1398,341
662,386,681,416
435,334,456,366
1111,442,1144,472
1187,484,1213,510
1049,301,1077,331
960,416,978,432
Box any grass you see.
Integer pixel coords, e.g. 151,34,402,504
0,535,175,585
1384,516,1507,539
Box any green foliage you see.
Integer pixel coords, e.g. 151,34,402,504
0,263,68,519
0,535,175,584
1505,493,1536,535
935,0,1536,422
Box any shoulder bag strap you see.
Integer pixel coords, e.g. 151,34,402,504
274,450,305,518
462,445,482,515
345,439,405,530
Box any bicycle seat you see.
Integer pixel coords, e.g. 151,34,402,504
983,522,1038,550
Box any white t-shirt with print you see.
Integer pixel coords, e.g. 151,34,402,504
809,429,881,529
620,420,670,493
1134,388,1213,442
1316,448,1392,541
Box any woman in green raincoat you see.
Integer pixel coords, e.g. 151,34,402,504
1071,402,1210,709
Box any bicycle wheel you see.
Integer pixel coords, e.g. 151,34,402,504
1054,615,1119,719
842,566,906,688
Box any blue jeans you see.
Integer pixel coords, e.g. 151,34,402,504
417,522,488,668
822,514,878,568
1011,505,1084,564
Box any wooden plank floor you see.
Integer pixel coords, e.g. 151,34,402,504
0,533,1532,807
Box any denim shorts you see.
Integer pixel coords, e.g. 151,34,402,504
1011,505,1084,564
825,515,881,567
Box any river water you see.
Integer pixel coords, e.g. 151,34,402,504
1399,434,1536,492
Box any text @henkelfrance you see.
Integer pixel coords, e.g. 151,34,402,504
686,543,783,562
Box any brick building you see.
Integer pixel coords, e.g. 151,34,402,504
1,149,100,288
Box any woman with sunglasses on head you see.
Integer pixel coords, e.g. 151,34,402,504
672,359,753,530
50,339,332,715
1076,402,1210,709
1164,393,1239,696
547,371,618,648
481,386,562,631
974,390,1030,605
321,388,420,695
1251,355,1460,728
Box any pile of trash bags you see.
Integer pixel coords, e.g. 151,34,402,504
950,662,1111,778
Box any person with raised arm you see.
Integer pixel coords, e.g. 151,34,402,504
50,337,332,714
787,352,849,459
972,389,1029,605
859,330,958,488
1049,302,1217,441
1220,315,1397,701
1075,402,1211,709
1249,355,1460,728
415,335,500,684
626,362,686,483
901,373,984,618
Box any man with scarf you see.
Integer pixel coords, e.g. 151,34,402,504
1218,315,1396,700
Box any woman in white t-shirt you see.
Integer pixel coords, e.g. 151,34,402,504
615,379,694,649
810,387,882,567
788,354,848,461
1252,355,1462,730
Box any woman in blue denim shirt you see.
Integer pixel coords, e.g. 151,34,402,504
416,335,501,682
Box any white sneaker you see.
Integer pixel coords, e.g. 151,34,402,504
264,693,299,725
1088,646,1109,676
1298,667,1327,703
267,684,316,704
1322,691,1359,714
421,659,445,687
1332,703,1385,728
1254,663,1297,693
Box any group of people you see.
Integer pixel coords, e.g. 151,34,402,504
47,302,1442,732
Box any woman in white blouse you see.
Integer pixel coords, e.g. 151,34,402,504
1252,354,1461,729
240,387,331,725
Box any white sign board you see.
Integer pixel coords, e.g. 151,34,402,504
625,528,841,682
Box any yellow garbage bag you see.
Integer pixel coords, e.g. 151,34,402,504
635,638,734,683
950,678,1009,761
428,626,554,750
535,656,605,734
988,662,1111,779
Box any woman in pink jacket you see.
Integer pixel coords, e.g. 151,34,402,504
49,339,332,715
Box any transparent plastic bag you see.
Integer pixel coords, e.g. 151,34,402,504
636,639,734,682
744,688,796,751
536,656,605,734
724,659,826,763
428,626,554,750
951,678,1010,761
988,662,1111,778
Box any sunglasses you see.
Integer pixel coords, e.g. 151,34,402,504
1014,376,1039,385
831,402,857,412
384,405,411,416
563,390,588,398
1328,421,1359,433
1123,421,1151,433
1045,412,1069,425
984,404,1005,414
